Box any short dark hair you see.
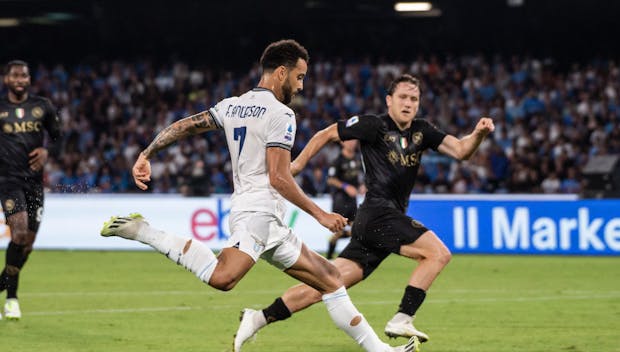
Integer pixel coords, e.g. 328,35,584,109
260,39,309,72
5,60,29,75
387,74,420,95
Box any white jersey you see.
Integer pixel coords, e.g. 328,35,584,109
209,88,296,220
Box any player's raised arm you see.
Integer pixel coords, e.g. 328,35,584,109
142,110,220,159
437,117,495,161
133,110,220,190
291,123,340,176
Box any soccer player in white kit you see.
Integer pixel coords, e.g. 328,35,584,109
100,40,418,352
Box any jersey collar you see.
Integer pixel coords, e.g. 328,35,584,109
252,87,276,95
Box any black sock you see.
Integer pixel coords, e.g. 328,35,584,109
398,285,426,316
6,272,19,299
262,297,291,324
4,241,26,299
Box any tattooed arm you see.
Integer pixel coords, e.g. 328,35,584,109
142,110,219,158
133,110,220,190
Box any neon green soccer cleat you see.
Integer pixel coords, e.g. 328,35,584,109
100,213,147,240
391,336,421,352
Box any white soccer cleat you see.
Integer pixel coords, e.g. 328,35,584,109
100,213,147,240
385,315,429,342
233,309,261,352
4,298,22,320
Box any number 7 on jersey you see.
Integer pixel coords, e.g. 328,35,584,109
233,126,247,156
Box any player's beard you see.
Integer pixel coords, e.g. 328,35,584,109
8,84,28,100
282,81,293,105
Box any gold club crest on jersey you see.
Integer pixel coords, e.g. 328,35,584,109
15,108,25,119
32,107,44,118
412,132,423,146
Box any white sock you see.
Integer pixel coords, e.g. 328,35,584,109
135,224,218,284
253,310,268,329
322,286,391,352
390,312,412,324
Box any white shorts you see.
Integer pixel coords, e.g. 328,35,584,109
227,211,302,270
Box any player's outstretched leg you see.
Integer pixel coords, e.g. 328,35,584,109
385,313,429,342
100,213,218,285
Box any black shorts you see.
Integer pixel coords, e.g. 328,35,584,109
332,193,357,221
0,179,45,232
339,206,429,279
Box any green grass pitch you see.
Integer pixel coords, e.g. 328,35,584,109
1,251,618,352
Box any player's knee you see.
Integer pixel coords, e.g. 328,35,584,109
5,265,20,276
208,271,238,291
436,247,452,267
10,230,29,244
321,269,343,293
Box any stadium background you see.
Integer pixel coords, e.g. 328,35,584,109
1,2,618,352
1,0,620,254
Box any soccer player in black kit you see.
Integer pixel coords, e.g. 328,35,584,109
234,74,494,349
325,139,363,259
0,60,62,320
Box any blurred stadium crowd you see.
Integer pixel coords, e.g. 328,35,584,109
8,54,619,195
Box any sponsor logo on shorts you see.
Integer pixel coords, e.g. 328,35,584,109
253,241,265,253
4,199,15,212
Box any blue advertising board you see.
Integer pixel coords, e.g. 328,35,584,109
407,196,620,255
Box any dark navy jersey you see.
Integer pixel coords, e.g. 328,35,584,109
328,153,363,199
337,113,446,213
0,94,62,182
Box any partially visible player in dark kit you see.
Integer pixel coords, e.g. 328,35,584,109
325,139,364,259
0,60,62,320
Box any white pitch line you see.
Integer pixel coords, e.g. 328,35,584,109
28,306,196,316
358,293,620,305
21,289,620,297
22,292,620,317
23,290,210,297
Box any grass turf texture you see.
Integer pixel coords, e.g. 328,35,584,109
1,251,618,352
